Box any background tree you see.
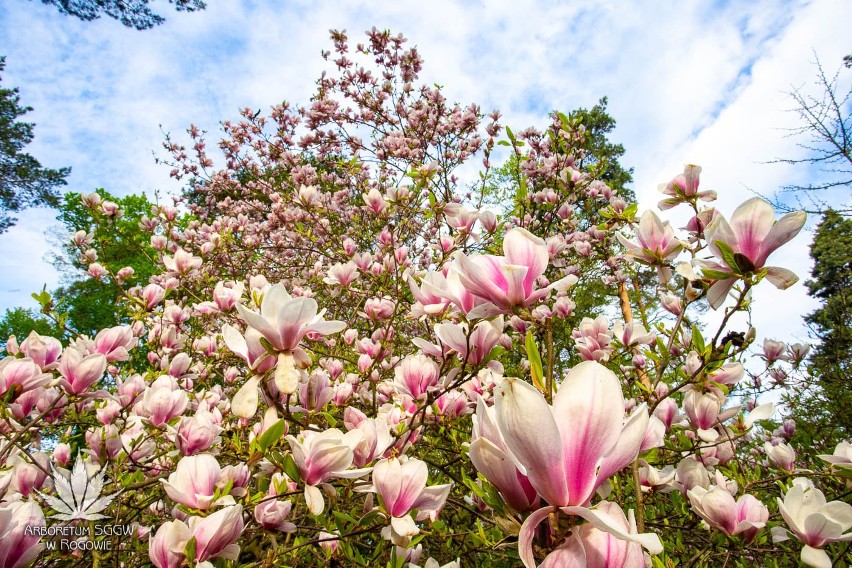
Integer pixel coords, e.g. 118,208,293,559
37,0,206,30
788,210,852,449
769,55,851,215
0,56,69,233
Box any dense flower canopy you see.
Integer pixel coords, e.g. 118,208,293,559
0,28,846,568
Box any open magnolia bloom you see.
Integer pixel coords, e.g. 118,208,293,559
452,227,576,318
775,478,852,568
235,283,346,394
616,210,683,283
359,457,452,547
491,361,660,567
697,197,806,309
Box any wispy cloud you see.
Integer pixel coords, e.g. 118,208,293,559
0,0,849,344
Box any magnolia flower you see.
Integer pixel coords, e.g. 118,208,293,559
19,331,62,368
0,501,46,568
617,210,683,282
765,442,796,472
0,357,52,400
93,325,136,362
153,505,244,566
394,353,440,399
434,317,503,366
367,457,451,547
688,486,768,541
286,428,371,515
57,348,107,395
538,502,647,568
658,164,716,209
817,441,852,472
776,478,852,568
698,198,806,309
495,361,648,508
468,396,539,512
236,284,345,394
161,454,232,510
452,227,575,317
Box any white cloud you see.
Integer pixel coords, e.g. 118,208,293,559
0,0,847,349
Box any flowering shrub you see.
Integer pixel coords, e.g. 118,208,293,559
0,28,849,568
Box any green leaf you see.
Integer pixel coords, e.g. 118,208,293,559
715,240,740,273
282,453,301,483
505,125,516,144
700,268,735,281
525,330,545,392
183,536,197,562
257,418,287,451
691,325,706,355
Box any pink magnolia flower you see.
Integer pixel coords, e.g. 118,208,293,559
136,375,189,427
688,486,768,541
394,354,440,399
285,428,371,515
368,457,452,546
221,324,276,373
254,496,296,533
93,325,136,362
538,502,647,568
0,501,46,568
469,396,539,512
174,410,221,456
775,478,852,568
0,357,52,400
765,442,796,472
141,283,166,309
453,227,575,316
617,211,683,282
162,454,225,510
149,520,189,568
658,164,716,209
434,317,503,366
236,284,345,393
19,331,62,369
699,197,806,309
162,248,202,274
57,348,107,395
494,361,649,508
150,507,244,566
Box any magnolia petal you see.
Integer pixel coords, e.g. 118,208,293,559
729,197,776,263
412,484,453,520
759,210,806,266
707,278,736,310
801,545,832,568
765,266,799,289
503,228,548,291
744,403,775,428
273,353,299,395
496,378,566,506
231,376,261,418
562,505,663,555
501,264,530,307
518,506,558,568
305,485,325,516
539,535,586,568
466,303,506,320
553,361,624,506
390,515,419,538
596,405,649,485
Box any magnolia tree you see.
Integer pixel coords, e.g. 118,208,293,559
1,29,851,568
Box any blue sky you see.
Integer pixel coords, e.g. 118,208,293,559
0,0,850,343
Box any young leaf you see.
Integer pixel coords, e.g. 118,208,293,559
525,330,545,392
